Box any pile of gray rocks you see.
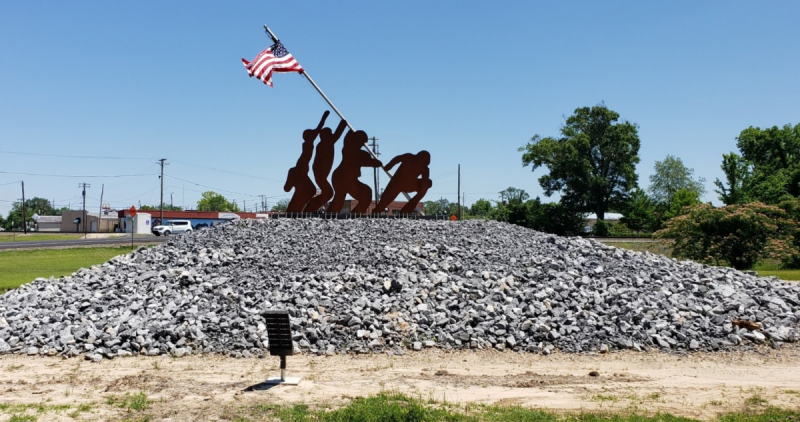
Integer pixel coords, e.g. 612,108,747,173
1,219,799,360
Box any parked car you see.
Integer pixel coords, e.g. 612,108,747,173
152,220,193,236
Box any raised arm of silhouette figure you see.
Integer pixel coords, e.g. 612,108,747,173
304,117,349,213
284,111,330,212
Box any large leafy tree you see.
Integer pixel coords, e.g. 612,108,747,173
196,191,240,212
469,199,493,218
714,152,751,205
648,155,705,206
736,123,800,203
520,104,641,220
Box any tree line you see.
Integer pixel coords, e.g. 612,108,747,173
456,103,800,271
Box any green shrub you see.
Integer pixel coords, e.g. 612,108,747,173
592,220,610,237
655,202,799,270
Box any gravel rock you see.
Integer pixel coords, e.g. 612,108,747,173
1,219,799,359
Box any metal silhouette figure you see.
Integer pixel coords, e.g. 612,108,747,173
303,118,348,212
374,151,432,214
284,111,329,212
327,130,382,214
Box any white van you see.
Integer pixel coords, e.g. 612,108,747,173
152,220,193,236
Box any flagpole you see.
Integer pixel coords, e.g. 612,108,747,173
263,24,413,204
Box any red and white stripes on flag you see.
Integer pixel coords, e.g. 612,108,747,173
242,41,303,87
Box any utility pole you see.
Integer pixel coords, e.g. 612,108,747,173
79,183,90,237
170,192,174,210
259,195,267,213
369,137,380,205
157,158,168,225
457,164,461,220
21,181,26,234
98,184,104,231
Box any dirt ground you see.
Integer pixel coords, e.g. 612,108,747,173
2,346,800,421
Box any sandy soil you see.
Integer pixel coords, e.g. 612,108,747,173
1,346,800,421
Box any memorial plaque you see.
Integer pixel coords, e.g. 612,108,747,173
264,310,294,356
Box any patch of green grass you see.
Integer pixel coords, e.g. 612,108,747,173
718,407,800,422
245,393,800,422
753,269,800,281
106,392,151,412
0,233,83,243
9,415,38,422
0,246,131,292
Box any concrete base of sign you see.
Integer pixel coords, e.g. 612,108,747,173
263,376,301,386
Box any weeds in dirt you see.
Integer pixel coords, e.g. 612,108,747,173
744,394,768,407
106,392,151,412
9,415,38,422
68,402,93,418
591,394,619,404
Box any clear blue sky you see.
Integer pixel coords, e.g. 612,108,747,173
1,1,799,216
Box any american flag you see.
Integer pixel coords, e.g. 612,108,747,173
242,41,304,87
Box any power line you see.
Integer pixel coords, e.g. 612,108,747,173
0,170,157,178
0,150,154,160
0,180,22,186
165,174,261,198
171,160,283,183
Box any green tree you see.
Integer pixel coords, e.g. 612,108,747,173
271,198,289,212
489,194,585,237
196,191,240,212
470,199,493,218
3,202,25,231
620,188,655,232
777,197,800,268
535,201,585,236
25,197,58,216
519,104,641,221
662,188,702,221
424,199,451,215
498,187,529,204
648,155,705,206
140,204,183,211
3,197,60,231
736,123,800,203
714,152,751,205
656,203,799,270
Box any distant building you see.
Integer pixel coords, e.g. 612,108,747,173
60,210,118,233
117,210,268,231
35,216,62,232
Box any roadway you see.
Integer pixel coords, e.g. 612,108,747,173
0,236,169,250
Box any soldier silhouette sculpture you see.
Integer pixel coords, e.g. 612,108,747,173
374,151,432,214
327,129,383,214
284,111,329,212
303,117,348,213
